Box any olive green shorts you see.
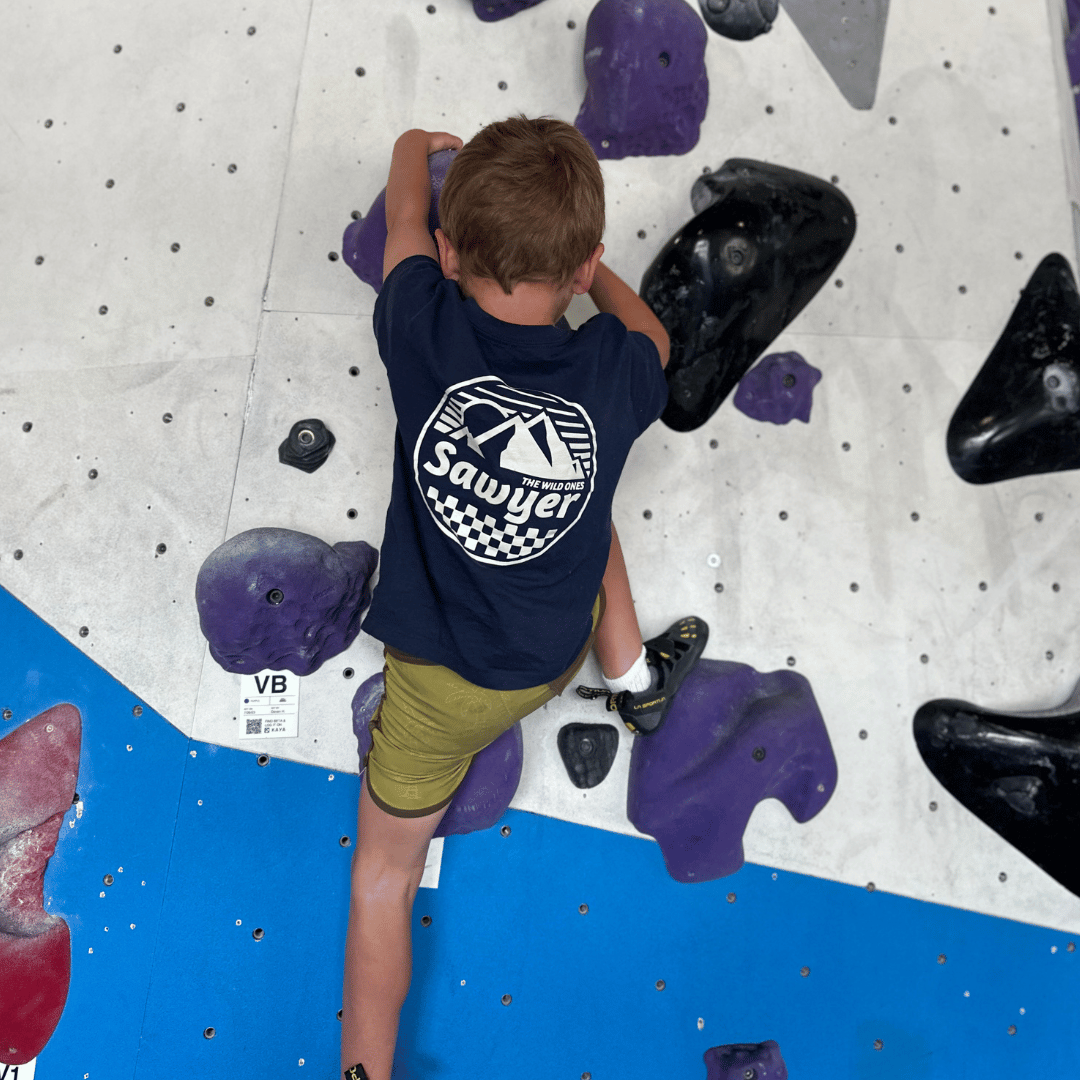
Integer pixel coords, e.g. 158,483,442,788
363,589,605,818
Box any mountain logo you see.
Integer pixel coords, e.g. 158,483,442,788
414,376,598,566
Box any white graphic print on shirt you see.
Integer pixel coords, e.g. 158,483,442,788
414,376,597,566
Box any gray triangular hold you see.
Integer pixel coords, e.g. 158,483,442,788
780,0,890,110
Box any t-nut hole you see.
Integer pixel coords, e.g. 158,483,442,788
257,754,270,767
267,589,284,605
203,1027,216,1040
658,51,670,67
340,835,352,847
252,927,265,940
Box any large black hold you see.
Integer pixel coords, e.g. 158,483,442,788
557,723,620,789
642,159,855,432
913,685,1080,898
947,254,1080,484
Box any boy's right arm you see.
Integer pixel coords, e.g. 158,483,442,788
588,261,671,368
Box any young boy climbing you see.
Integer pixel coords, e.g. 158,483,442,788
341,115,707,1080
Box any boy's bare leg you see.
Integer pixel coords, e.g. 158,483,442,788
341,780,450,1080
595,523,645,680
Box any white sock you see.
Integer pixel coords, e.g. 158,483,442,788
603,645,651,694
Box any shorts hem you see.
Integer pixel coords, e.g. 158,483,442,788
366,769,457,819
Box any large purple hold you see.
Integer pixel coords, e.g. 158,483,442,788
341,149,458,294
628,659,837,882
575,0,709,160
705,1040,788,1080
473,0,549,19
196,528,377,676
352,673,523,837
733,351,822,424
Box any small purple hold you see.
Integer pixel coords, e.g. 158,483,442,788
352,673,523,837
628,659,837,882
473,0,549,19
341,149,458,294
734,351,823,425
705,1040,788,1080
196,528,377,676
575,0,709,160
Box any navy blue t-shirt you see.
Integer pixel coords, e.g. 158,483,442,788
364,254,668,690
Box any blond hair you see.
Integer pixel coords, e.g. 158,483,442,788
438,114,605,296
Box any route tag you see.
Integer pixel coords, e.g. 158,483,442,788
239,671,300,739
1,1061,37,1079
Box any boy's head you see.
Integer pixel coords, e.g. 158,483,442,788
437,114,605,297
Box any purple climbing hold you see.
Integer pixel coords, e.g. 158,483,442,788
352,672,523,837
341,149,458,294
627,659,837,882
472,0,549,19
705,1040,788,1080
734,351,822,425
698,0,779,41
575,0,709,160
196,528,377,676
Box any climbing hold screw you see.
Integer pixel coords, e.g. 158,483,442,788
89,469,98,479
800,967,810,977
228,164,237,173
866,882,876,892
35,255,44,265
501,825,511,837
726,893,736,903
929,801,938,811
786,656,795,666
873,1039,883,1050
1007,1025,1016,1035
12,551,22,561
658,52,670,67
133,706,143,716
205,297,214,307
938,954,947,964
79,627,89,637
579,904,589,914
99,306,108,315
850,583,859,593
859,730,868,740
171,243,180,252
163,413,173,423
104,875,114,886
999,872,1007,882
714,583,724,593
156,543,167,555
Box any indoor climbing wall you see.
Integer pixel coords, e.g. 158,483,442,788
1,0,1079,1077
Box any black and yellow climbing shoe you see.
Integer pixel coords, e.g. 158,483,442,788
577,616,708,735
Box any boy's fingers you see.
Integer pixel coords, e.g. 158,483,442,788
427,131,464,154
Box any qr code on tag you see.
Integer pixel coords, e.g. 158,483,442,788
246,718,262,735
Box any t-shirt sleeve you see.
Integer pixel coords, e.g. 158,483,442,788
624,328,669,434
371,254,445,370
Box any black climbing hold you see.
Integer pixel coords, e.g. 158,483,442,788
557,723,620,789
698,0,778,41
948,254,1080,484
278,418,336,473
643,160,855,432
913,685,1080,897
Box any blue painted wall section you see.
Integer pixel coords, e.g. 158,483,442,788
2,583,1078,1077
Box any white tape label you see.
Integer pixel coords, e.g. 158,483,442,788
239,671,300,739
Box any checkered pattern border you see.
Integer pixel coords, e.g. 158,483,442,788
427,487,558,561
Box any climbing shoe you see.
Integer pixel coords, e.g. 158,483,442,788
344,1066,370,1080
577,616,708,735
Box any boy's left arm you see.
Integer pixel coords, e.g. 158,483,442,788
383,128,463,283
